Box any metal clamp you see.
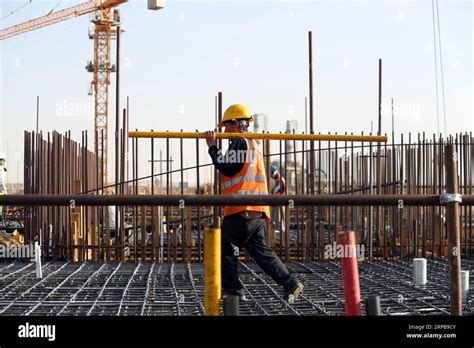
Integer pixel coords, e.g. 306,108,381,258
440,192,462,204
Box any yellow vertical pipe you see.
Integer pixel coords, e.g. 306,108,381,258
204,227,221,316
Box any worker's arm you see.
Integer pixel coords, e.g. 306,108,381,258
205,131,246,177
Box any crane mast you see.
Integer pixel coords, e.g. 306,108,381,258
88,8,120,186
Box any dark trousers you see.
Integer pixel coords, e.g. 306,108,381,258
221,213,297,295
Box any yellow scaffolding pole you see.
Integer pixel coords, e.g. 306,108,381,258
128,131,388,143
204,227,221,316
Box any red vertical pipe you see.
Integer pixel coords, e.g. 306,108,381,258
337,231,361,316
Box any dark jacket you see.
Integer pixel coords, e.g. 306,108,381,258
208,137,247,177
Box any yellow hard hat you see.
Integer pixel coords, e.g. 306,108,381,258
218,104,254,128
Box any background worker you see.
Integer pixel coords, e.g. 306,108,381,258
270,164,286,195
205,104,303,302
270,165,286,241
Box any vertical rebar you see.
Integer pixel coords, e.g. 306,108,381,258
284,133,289,260
292,129,300,259
376,58,382,259
151,131,155,261
279,133,283,258
36,96,39,134
180,131,185,261
115,25,121,261
166,137,170,262
126,96,130,194
217,92,223,225
467,133,472,258
308,31,316,260
135,134,139,262
120,111,125,261
445,144,462,315
196,130,202,262
85,131,89,261
317,136,322,259
368,135,373,259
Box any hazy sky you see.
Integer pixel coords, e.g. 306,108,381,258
1,0,472,185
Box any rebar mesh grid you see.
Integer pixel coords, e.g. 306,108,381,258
0,259,472,316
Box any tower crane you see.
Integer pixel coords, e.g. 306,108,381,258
0,0,165,186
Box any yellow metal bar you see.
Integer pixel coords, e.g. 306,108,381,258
204,227,221,316
128,131,387,143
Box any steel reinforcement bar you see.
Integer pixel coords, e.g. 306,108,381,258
0,194,473,206
128,131,388,143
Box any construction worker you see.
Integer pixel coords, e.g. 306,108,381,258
205,104,303,302
270,164,286,194
0,153,7,219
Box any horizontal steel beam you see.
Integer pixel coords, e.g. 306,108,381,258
128,131,388,143
1,194,473,206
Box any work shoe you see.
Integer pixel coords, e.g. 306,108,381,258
283,282,304,303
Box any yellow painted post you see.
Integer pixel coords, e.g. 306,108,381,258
204,227,221,316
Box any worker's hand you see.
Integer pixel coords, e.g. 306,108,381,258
204,130,217,147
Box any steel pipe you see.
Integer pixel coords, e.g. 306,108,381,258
338,231,361,316
364,295,381,316
128,131,388,143
223,294,239,316
1,194,473,206
445,144,462,315
204,227,221,316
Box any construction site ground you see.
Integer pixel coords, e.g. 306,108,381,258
0,259,472,316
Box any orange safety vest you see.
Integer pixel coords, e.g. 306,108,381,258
220,138,271,221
